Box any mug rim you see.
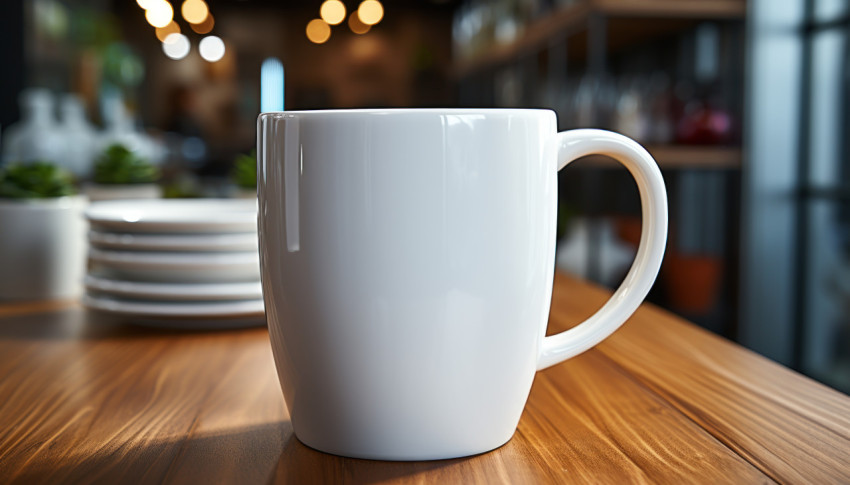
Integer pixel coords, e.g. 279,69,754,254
258,108,555,117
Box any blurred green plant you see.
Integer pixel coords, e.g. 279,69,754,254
93,144,159,185
72,9,119,50
557,201,576,240
162,175,203,199
102,43,144,88
233,150,257,189
0,162,77,199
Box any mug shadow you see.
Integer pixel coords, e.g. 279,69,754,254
5,421,466,485
5,423,285,484
270,435,468,484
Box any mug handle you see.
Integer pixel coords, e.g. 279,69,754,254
538,129,668,370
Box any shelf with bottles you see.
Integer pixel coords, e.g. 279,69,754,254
457,11,744,170
477,65,743,168
453,0,746,78
574,145,741,169
1,89,165,179
554,70,740,167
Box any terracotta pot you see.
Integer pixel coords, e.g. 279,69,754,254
615,216,642,248
663,253,723,314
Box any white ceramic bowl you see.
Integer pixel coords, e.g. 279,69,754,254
83,294,265,329
84,274,263,301
86,199,257,234
88,230,258,252
88,248,260,283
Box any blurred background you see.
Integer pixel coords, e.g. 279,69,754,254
0,0,847,394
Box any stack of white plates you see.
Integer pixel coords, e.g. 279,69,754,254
82,199,264,329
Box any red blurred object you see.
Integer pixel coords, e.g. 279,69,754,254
676,100,733,145
615,216,642,248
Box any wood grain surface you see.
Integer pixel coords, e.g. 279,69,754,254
0,272,848,484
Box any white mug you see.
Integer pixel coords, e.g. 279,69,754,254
257,109,667,461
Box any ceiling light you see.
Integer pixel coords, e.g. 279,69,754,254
181,0,209,24
199,35,225,62
145,1,173,28
320,0,346,26
348,12,370,34
155,21,180,42
306,18,331,44
162,32,190,60
190,12,214,34
357,0,383,26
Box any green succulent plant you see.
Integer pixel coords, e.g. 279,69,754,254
93,144,159,185
233,150,257,189
0,162,77,199
162,175,203,199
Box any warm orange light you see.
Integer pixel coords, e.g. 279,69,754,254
320,0,346,26
181,0,209,24
348,12,370,34
306,18,331,44
145,1,173,28
136,0,157,9
357,0,383,26
155,20,180,42
190,12,214,34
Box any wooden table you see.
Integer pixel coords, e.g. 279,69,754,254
1,273,849,484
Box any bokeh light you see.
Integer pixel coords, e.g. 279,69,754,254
155,21,180,42
348,12,370,34
357,0,383,26
320,0,346,26
199,35,225,62
136,0,158,9
162,32,190,60
306,19,331,44
181,0,209,25
145,1,173,28
190,12,214,34
261,57,285,112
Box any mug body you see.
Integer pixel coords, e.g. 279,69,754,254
258,109,557,460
